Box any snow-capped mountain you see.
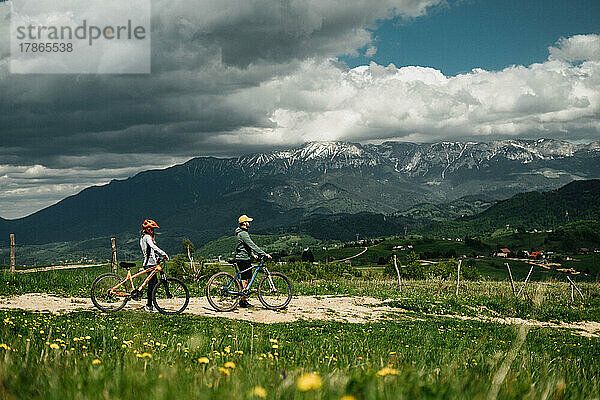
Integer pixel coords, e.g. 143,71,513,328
235,138,599,181
2,138,599,245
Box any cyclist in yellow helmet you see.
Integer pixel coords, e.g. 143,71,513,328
235,215,271,307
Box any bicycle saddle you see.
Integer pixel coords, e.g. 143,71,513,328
119,262,136,269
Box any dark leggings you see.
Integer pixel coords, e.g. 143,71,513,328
147,272,158,307
237,260,253,281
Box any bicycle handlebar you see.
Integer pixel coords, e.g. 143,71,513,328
156,255,169,264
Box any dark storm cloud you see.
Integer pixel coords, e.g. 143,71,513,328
1,1,598,218
1,0,443,170
1,0,445,217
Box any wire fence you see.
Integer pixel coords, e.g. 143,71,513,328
0,235,141,267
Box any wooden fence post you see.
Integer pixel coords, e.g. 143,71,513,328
393,254,401,290
505,262,516,297
111,237,117,273
455,259,462,296
10,234,15,273
566,276,584,301
571,282,574,302
516,265,534,298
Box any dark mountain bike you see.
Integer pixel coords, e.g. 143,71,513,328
206,258,292,311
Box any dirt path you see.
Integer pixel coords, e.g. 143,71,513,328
331,247,368,262
0,293,598,337
16,264,106,274
0,293,396,324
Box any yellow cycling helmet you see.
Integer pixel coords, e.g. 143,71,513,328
238,215,253,224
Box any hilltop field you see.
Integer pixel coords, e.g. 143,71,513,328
1,241,599,400
1,204,600,399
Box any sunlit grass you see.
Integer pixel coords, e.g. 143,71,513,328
0,310,598,399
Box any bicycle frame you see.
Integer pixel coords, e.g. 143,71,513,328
110,263,163,297
225,260,277,295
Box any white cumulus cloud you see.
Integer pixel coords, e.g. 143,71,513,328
549,34,600,62
215,34,600,145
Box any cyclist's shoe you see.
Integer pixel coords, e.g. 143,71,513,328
239,299,252,308
144,305,159,313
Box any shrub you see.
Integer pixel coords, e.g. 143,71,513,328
384,251,425,280
168,255,220,282
427,260,455,280
385,255,480,281
275,261,361,281
460,264,481,281
301,249,315,262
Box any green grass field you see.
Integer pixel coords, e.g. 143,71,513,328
1,262,599,399
1,308,599,399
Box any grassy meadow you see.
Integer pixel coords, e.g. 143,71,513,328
1,308,599,399
0,263,599,399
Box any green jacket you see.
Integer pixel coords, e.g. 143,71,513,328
235,227,267,261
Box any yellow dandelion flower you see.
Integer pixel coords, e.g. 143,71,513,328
377,367,398,376
296,373,322,391
49,343,60,350
235,350,243,355
269,339,277,343
92,359,101,365
219,367,230,376
224,346,231,353
340,396,357,400
198,357,210,364
224,361,236,369
136,352,152,359
272,344,279,349
251,386,267,398
0,343,10,350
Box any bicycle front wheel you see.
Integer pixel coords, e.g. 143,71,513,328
90,273,129,312
206,272,241,312
258,272,293,310
152,278,190,315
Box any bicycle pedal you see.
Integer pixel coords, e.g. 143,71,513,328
130,289,143,301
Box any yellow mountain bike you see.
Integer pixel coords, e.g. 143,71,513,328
91,257,189,314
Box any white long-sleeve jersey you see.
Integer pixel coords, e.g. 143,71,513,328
140,234,167,267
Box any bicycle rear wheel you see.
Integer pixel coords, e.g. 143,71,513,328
152,278,190,315
206,272,241,311
258,272,293,310
90,273,129,312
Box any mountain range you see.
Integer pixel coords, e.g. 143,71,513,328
1,138,599,249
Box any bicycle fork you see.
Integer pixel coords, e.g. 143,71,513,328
160,272,174,298
264,268,277,292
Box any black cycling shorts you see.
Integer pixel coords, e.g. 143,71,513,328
236,260,253,280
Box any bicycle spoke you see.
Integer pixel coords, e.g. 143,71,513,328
258,273,292,310
153,278,189,315
206,272,240,311
91,273,128,312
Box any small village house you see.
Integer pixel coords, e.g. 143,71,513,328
496,248,511,258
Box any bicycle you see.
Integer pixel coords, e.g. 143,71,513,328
91,257,190,314
206,258,293,311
